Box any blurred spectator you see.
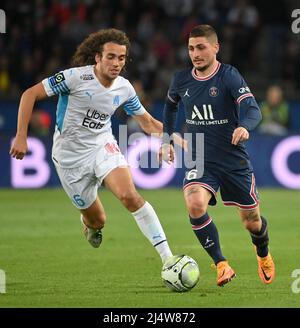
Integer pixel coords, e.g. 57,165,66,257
282,38,300,92
19,55,35,91
0,113,5,130
0,0,298,101
161,0,194,18
0,55,11,94
180,14,199,41
28,109,52,137
151,30,173,63
253,0,289,80
136,13,156,43
259,85,290,135
227,0,259,71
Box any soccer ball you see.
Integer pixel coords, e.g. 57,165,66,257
161,255,200,292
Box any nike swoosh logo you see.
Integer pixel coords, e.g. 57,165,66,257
261,267,271,281
220,269,225,278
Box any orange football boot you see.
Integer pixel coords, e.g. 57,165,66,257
216,261,236,287
257,253,275,284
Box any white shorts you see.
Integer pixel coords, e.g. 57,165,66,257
54,142,128,209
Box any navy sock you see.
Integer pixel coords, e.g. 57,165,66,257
190,213,226,265
250,216,269,257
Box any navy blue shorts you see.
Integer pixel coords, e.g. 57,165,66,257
183,166,259,210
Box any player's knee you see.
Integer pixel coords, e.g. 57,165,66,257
187,200,207,218
119,190,143,211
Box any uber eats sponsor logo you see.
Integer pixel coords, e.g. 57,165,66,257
82,109,109,129
186,104,228,126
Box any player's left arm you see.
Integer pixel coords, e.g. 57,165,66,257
232,97,262,145
226,67,262,145
133,110,161,134
122,90,159,134
123,81,186,149
133,111,186,150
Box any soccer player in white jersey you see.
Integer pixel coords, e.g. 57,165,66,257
10,28,180,264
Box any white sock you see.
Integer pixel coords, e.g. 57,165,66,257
131,201,173,263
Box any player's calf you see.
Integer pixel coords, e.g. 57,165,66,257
241,208,262,234
240,209,270,257
249,216,269,258
190,213,226,265
247,215,275,284
118,190,144,212
131,201,173,263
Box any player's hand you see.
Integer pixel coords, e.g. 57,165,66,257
231,127,249,145
173,134,188,152
158,144,175,164
182,138,188,152
9,135,28,160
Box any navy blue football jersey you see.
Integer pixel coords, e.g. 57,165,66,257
165,62,261,170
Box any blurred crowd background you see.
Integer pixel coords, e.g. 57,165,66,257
0,0,300,136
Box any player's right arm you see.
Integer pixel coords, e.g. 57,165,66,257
9,82,48,160
10,68,76,159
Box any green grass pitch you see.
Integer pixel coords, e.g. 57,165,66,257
0,188,299,308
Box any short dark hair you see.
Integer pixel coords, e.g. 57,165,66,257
189,25,218,43
71,28,130,66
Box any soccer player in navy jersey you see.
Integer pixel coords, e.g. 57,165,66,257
160,25,275,286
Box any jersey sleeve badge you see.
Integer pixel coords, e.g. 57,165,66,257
49,72,66,87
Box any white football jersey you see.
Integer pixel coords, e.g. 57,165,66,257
42,65,146,168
